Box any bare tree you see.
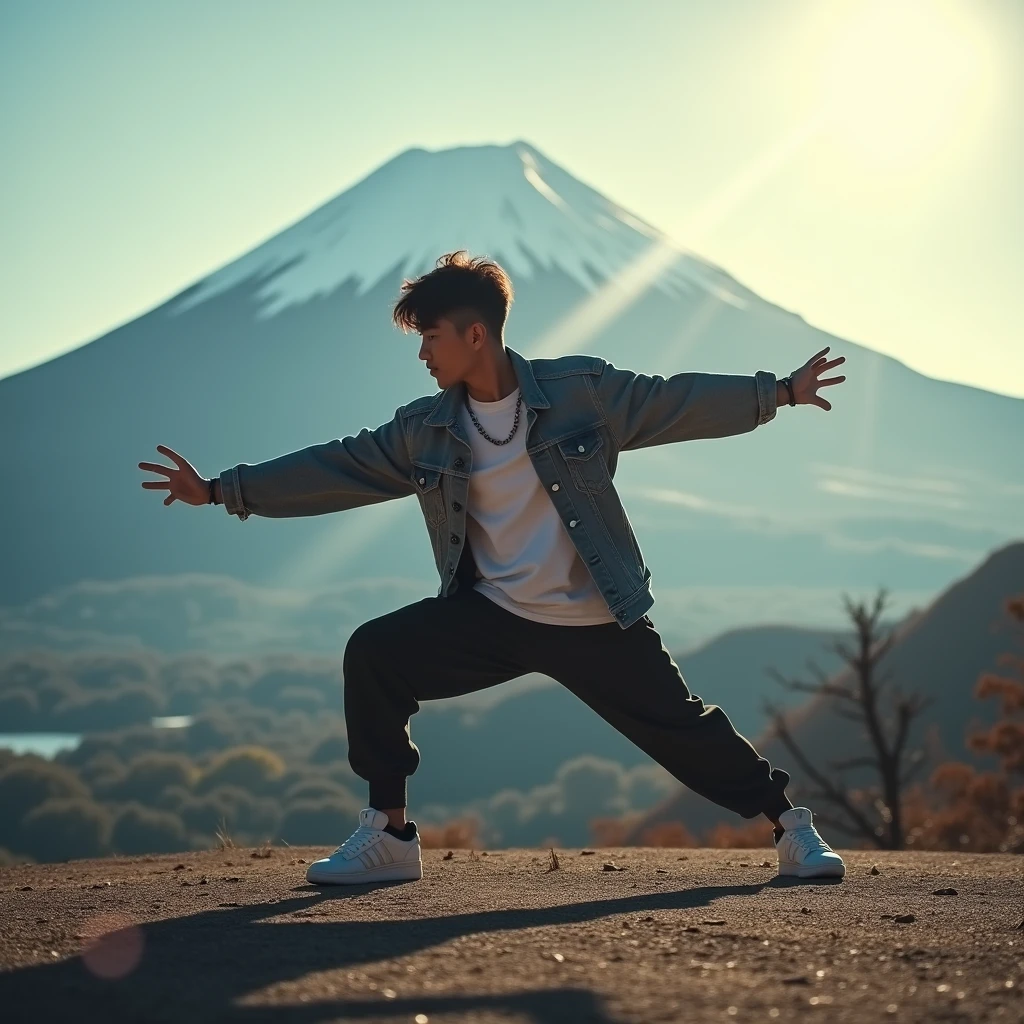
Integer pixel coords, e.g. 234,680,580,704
764,588,933,849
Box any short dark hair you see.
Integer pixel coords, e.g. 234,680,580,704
392,250,514,341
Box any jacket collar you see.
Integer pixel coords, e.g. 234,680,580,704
422,344,551,426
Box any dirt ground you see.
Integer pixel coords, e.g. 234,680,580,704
0,846,1021,1023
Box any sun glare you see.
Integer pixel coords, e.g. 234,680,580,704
818,0,996,170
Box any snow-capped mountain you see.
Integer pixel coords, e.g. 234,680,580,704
171,141,740,319
1,140,1020,638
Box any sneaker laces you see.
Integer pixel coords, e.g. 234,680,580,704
787,825,832,855
332,824,380,858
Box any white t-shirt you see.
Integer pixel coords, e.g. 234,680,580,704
457,386,616,626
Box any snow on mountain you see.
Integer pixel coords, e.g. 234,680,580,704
169,140,747,320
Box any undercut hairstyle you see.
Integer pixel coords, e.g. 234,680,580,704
392,250,514,341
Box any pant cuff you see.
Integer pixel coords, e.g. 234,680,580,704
754,769,792,820
734,767,792,819
368,776,407,810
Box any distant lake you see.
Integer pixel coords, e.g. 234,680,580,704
0,717,194,760
151,715,193,729
0,733,82,758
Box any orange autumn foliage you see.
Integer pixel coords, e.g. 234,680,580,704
703,819,775,848
900,593,1024,853
589,812,645,847
418,817,479,849
589,815,772,849
637,821,698,847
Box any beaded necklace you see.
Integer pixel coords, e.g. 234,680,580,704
464,389,521,446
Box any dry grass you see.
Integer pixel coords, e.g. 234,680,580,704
214,817,236,851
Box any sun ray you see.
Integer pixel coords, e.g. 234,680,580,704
526,237,683,360
524,113,825,364
271,499,409,593
657,288,727,369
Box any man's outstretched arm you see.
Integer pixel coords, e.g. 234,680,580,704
591,359,777,452
140,408,417,521
216,408,417,521
591,346,846,452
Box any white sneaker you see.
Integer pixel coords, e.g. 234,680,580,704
775,806,846,879
305,807,423,885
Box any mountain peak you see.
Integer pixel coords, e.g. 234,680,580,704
171,140,727,320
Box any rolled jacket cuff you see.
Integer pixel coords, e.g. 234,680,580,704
219,466,250,520
754,370,777,426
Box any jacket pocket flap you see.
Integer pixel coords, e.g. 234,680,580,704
411,465,442,492
558,429,604,461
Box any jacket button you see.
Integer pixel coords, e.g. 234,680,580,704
452,501,462,511
578,445,585,452
448,566,455,574
569,520,577,528
551,483,559,491
451,534,460,544
454,458,464,468
418,477,426,485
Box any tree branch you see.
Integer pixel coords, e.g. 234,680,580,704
828,756,877,772
770,712,882,846
832,705,867,723
763,585,928,851
805,808,857,837
784,681,860,701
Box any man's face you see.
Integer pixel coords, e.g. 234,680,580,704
418,316,481,389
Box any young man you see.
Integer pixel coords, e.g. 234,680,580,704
140,251,848,884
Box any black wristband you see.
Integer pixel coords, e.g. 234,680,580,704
781,376,796,407
208,477,216,504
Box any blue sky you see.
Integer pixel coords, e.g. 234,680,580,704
2,0,1022,396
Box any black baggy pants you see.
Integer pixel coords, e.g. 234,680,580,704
342,584,791,818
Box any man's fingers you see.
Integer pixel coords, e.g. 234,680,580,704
815,356,845,370
141,481,171,490
813,396,832,411
806,346,830,365
164,494,176,506
818,375,846,387
811,359,841,375
138,462,173,476
156,445,187,469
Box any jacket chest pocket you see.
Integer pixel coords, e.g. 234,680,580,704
411,464,448,528
558,429,611,494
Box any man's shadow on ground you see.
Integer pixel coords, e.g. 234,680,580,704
0,876,838,1024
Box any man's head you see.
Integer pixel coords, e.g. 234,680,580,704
392,250,514,389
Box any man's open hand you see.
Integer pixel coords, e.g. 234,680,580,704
791,346,846,411
138,445,210,507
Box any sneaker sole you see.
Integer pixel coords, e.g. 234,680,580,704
306,860,423,885
778,861,846,879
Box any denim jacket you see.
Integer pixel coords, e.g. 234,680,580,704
218,346,778,629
